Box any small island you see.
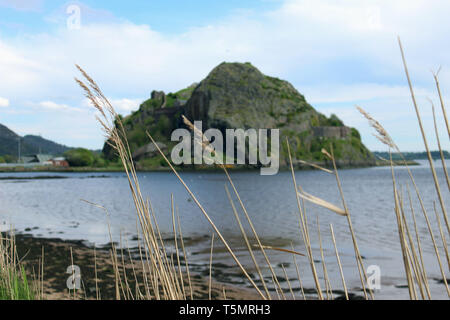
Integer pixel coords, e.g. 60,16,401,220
1,62,444,173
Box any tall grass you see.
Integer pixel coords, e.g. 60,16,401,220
69,38,450,301
0,234,38,300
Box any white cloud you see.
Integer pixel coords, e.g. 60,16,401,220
1,0,450,150
109,98,142,113
0,42,43,93
0,0,42,11
0,96,9,107
82,97,143,115
302,83,427,104
37,101,83,112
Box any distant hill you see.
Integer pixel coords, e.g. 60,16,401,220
0,123,21,157
0,123,71,158
104,62,375,168
373,151,450,161
21,135,70,155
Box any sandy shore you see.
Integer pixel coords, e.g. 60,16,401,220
9,232,261,300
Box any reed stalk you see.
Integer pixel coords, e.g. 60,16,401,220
225,185,271,299
281,264,296,300
76,66,185,300
358,104,449,298
433,202,450,270
176,211,193,300
398,38,450,236
390,152,416,299
430,100,450,191
327,146,372,299
286,138,323,300
406,185,431,299
291,244,306,300
144,131,266,299
317,216,333,300
432,68,450,139
398,188,426,299
329,224,348,300
171,195,186,300
209,233,214,300
181,115,283,297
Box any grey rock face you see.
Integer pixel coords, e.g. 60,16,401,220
184,62,315,131
312,126,351,139
132,142,167,161
112,62,375,166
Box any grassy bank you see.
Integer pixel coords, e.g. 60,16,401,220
3,232,261,300
0,158,419,173
0,234,37,300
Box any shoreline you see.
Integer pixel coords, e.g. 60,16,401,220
0,160,419,174
5,231,367,300
6,232,262,300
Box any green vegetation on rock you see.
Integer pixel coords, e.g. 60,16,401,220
104,62,376,169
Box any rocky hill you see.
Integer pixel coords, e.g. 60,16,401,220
104,62,375,168
0,123,70,159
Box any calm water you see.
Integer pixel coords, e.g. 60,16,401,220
0,160,449,299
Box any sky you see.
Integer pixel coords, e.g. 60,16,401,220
0,0,449,152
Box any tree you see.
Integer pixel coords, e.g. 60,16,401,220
328,114,344,127
64,148,95,167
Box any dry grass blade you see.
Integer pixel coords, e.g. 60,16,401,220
176,211,193,300
145,130,267,299
291,244,306,300
433,202,450,270
225,185,271,299
432,68,450,139
209,233,214,300
77,65,186,300
321,148,333,160
358,103,448,298
297,190,347,216
41,246,44,299
327,145,372,299
171,195,186,300
330,224,348,300
94,245,99,300
376,155,389,162
281,264,295,300
398,38,450,236
430,99,450,191
356,106,398,151
286,138,323,300
390,154,416,299
406,185,431,299
251,245,305,256
398,188,427,299
297,159,333,174
317,216,333,300
182,114,282,298
412,187,449,297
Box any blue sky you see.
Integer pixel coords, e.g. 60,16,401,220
0,0,449,152
0,1,281,35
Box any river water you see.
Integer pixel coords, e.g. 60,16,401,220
0,160,449,299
